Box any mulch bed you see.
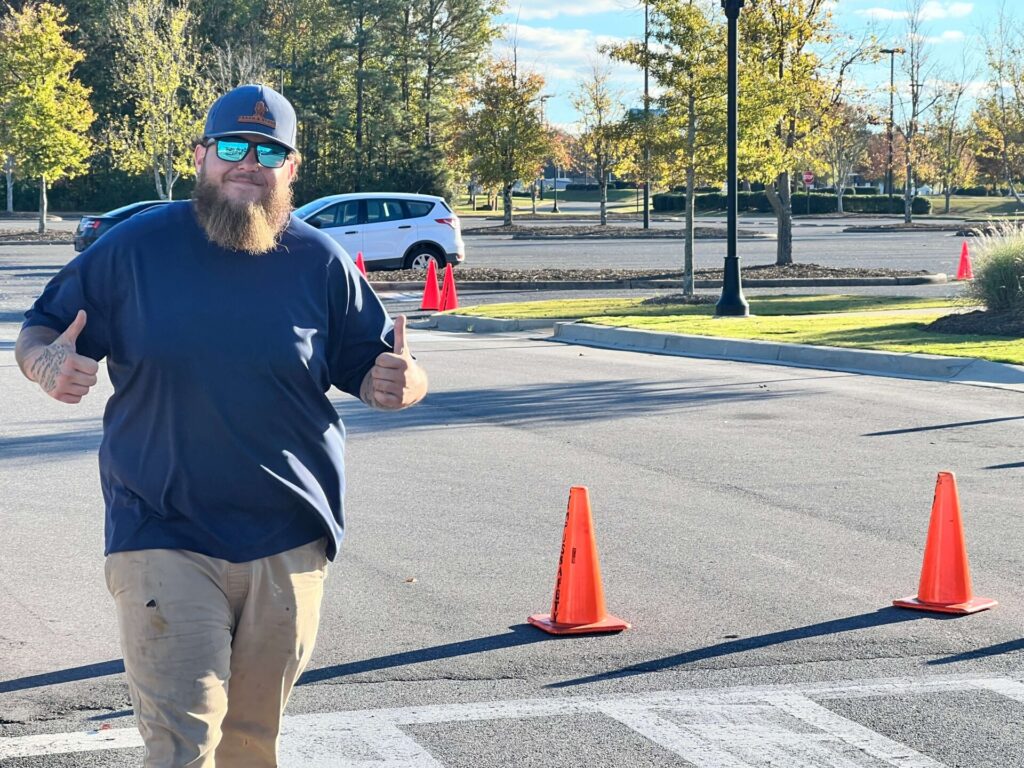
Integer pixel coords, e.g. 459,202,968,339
926,309,1024,338
0,229,74,242
370,263,933,282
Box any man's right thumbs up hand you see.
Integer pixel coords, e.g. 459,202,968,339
24,310,100,403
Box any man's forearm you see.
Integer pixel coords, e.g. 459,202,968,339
15,326,60,381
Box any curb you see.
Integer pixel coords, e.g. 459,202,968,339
418,314,1024,392
551,322,1024,392
371,274,947,291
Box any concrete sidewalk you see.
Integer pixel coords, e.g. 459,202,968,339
422,313,1024,393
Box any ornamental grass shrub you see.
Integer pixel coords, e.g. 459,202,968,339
966,226,1024,314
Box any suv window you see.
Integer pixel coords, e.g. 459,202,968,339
308,204,339,229
309,201,359,228
405,200,435,218
366,199,407,223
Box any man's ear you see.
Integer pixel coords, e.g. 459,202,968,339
194,144,206,173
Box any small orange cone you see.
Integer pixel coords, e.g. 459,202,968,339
528,486,630,635
894,472,996,615
355,251,367,276
956,241,973,280
439,264,459,311
420,258,440,311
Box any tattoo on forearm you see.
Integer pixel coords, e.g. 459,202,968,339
29,344,69,393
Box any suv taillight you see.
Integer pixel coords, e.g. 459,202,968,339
90,220,102,229
435,217,457,229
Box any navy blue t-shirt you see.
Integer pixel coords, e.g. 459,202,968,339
23,201,393,562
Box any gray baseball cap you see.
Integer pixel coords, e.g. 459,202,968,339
203,84,297,152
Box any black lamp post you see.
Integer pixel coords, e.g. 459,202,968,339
715,0,749,317
880,47,905,215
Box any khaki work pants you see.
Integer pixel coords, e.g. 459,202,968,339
105,539,328,768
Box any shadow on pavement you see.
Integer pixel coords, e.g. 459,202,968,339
335,378,801,434
984,460,1024,470
0,424,102,460
547,608,946,689
298,624,553,686
864,416,1024,436
0,659,125,694
928,638,1024,665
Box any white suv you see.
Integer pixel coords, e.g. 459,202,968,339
293,192,465,271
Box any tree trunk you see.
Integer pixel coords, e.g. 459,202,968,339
765,173,793,266
836,189,844,215
944,189,952,214
354,13,366,192
502,183,513,226
903,162,913,223
4,156,13,213
38,175,48,235
598,162,607,226
683,164,695,296
530,183,536,215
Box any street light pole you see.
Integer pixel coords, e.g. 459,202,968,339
642,0,651,229
715,0,749,317
880,47,904,215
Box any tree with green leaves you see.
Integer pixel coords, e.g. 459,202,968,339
820,102,871,214
973,5,1024,205
928,73,976,214
107,0,210,200
740,0,867,264
609,0,725,293
459,55,551,226
0,2,94,231
570,60,632,225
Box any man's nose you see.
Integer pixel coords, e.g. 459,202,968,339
236,146,261,169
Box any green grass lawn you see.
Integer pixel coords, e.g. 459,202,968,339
459,294,963,320
453,294,1024,365
924,195,1024,218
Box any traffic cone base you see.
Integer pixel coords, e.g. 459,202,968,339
527,612,630,635
893,594,997,615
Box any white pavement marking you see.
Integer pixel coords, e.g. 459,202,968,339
1,674,1019,765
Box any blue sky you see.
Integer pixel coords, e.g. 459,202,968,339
493,0,1007,131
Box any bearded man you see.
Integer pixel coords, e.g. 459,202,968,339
14,84,428,767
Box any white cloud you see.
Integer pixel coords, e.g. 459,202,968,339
924,29,965,43
858,1,974,21
501,0,632,21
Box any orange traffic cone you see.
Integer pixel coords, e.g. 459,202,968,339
420,258,440,311
528,486,630,635
956,241,973,280
355,251,367,276
439,264,459,311
893,472,996,615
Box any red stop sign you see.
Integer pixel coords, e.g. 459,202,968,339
802,171,815,185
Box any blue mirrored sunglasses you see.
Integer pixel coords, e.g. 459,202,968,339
207,138,290,168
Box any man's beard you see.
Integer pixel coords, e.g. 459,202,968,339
192,169,293,254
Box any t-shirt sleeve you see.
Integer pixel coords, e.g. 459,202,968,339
22,249,112,362
326,256,393,397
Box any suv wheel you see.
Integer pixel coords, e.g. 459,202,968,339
404,245,444,270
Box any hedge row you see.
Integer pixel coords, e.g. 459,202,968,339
652,191,931,215
563,181,641,191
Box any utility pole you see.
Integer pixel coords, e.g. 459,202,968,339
642,0,651,229
880,47,905,215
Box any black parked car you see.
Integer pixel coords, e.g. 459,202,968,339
74,200,170,252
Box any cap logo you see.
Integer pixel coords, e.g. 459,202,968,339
238,100,276,128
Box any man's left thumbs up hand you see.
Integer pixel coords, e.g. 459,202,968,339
361,316,428,410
